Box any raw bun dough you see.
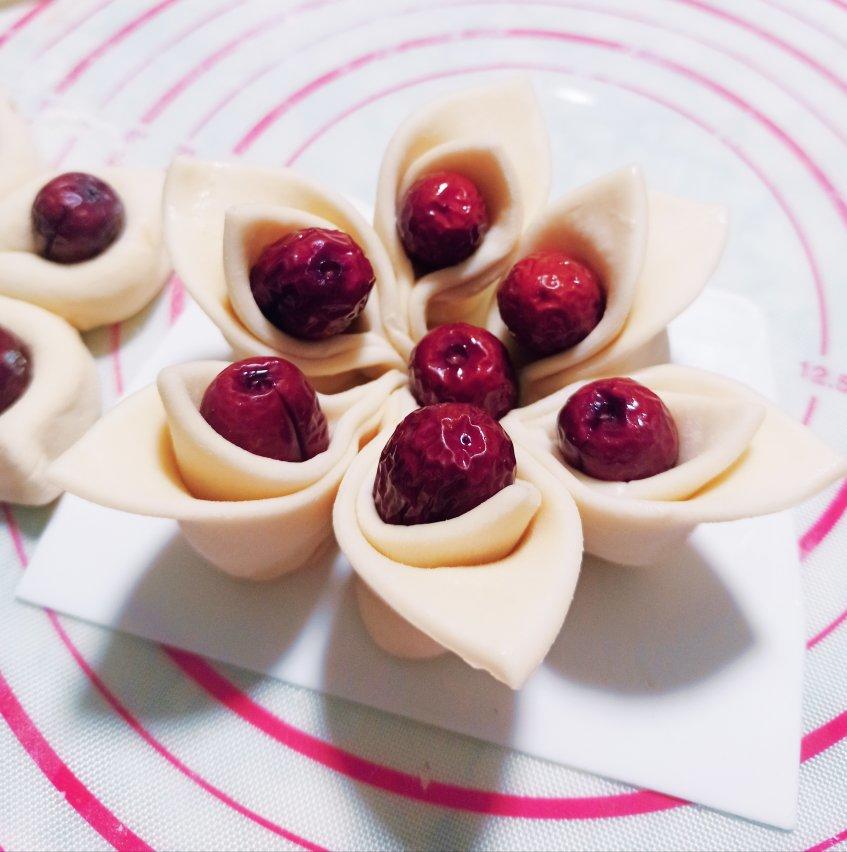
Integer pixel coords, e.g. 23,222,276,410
486,166,728,403
0,92,40,195
333,431,583,690
0,295,100,505
358,477,542,569
49,367,405,580
377,386,420,433
374,78,552,361
355,579,446,660
504,364,847,566
566,392,766,501
0,168,170,330
164,157,404,392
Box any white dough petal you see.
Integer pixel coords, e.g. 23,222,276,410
164,157,403,390
49,367,404,580
559,391,765,501
0,169,170,330
158,361,402,502
374,78,551,359
629,365,847,519
358,477,542,568
506,165,647,367
378,386,420,433
355,579,447,660
506,364,846,565
519,192,728,401
333,434,583,689
402,143,524,341
0,296,100,505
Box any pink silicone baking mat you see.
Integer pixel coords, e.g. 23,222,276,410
0,1,846,849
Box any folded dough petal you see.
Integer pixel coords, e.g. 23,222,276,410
625,366,847,519
0,295,100,505
333,433,582,689
557,391,765,502
377,385,419,432
164,157,403,391
0,168,170,330
505,166,647,364
49,367,405,580
0,92,40,195
158,361,398,502
358,477,542,568
505,364,846,565
374,78,551,360
355,579,446,660
499,176,728,402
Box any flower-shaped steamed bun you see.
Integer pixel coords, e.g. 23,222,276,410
49,362,405,580
374,78,552,361
333,388,583,689
0,168,169,330
0,295,100,505
489,166,728,402
504,364,846,566
164,157,404,392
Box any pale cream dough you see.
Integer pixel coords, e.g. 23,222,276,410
355,580,446,661
0,168,170,330
48,366,405,580
0,295,100,505
358,475,542,569
373,78,552,361
485,166,729,403
164,157,404,392
0,92,40,195
347,385,454,661
332,419,583,690
376,385,419,432
504,364,847,566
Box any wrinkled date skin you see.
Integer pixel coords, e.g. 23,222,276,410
409,322,518,420
200,356,329,462
398,171,489,271
0,326,31,415
32,172,125,264
250,227,375,340
557,377,679,481
373,402,517,525
497,250,605,357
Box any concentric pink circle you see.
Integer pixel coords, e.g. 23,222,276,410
2,2,846,848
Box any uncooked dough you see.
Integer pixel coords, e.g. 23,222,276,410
504,364,847,565
485,167,728,402
374,78,552,361
164,157,404,392
0,295,100,505
333,427,583,689
49,366,404,580
0,168,170,330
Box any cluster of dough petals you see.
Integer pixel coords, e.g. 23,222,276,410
0,295,100,505
25,78,844,691
164,157,404,392
333,390,583,689
504,364,847,565
49,367,405,580
374,78,552,361
0,168,170,330
486,166,729,402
